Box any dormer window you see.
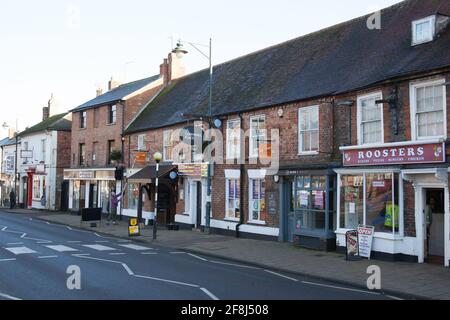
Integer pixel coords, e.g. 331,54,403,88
412,16,435,45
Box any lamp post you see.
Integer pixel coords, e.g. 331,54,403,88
172,38,213,234
153,151,162,240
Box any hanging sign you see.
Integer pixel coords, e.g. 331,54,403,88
358,225,375,259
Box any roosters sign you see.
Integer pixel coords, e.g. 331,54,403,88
343,142,445,166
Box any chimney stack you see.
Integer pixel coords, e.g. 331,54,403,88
108,77,121,91
160,52,186,85
42,106,50,121
8,128,16,139
96,88,103,97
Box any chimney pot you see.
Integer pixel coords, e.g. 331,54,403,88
108,77,121,91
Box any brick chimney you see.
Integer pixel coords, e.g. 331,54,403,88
42,106,50,121
160,52,186,85
108,77,121,91
8,128,16,139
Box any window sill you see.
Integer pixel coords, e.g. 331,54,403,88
224,217,240,222
298,151,319,156
247,220,267,226
335,228,404,240
106,123,116,126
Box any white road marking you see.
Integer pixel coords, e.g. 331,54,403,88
6,242,24,245
141,252,158,255
386,295,404,300
4,247,37,255
301,281,381,295
0,291,21,300
66,226,73,230
38,256,58,259
209,260,260,269
67,241,82,243
45,245,78,253
200,288,219,300
72,253,90,256
134,274,199,288
73,255,134,275
119,244,152,251
0,258,17,262
170,251,186,254
109,253,126,256
95,240,109,243
264,270,299,282
187,253,208,262
82,244,117,251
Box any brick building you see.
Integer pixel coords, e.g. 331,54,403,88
63,74,169,213
123,0,450,265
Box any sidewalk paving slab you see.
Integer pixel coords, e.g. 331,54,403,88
2,209,449,300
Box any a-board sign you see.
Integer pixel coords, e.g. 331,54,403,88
128,218,140,237
345,230,360,261
357,225,375,259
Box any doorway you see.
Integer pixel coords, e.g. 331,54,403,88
424,188,445,265
196,181,202,228
60,181,69,211
89,182,98,208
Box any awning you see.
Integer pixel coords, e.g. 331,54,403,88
127,165,177,184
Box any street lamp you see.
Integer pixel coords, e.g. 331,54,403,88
2,120,19,208
173,38,214,234
153,151,162,240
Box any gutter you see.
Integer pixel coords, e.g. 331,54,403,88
236,113,245,238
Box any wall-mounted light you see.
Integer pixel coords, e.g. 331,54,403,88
274,175,280,183
277,109,284,117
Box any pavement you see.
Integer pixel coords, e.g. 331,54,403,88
3,207,450,300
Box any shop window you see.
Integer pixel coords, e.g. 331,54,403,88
357,92,383,145
184,180,191,214
249,178,266,222
127,183,139,210
411,79,446,140
294,175,329,231
298,106,319,153
33,176,41,200
73,181,80,210
339,172,400,234
226,178,240,219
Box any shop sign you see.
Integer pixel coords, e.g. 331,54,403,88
345,230,360,261
79,171,95,179
343,142,445,166
134,152,148,165
178,163,209,177
357,225,375,259
267,191,278,216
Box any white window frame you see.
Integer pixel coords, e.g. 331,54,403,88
137,134,146,151
298,105,320,155
410,78,447,141
249,115,266,158
248,169,267,225
225,170,240,221
412,15,435,46
226,119,241,160
108,104,117,124
184,179,191,214
163,130,174,162
357,91,384,146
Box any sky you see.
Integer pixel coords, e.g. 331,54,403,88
0,0,403,136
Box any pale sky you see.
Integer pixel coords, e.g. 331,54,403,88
0,0,403,136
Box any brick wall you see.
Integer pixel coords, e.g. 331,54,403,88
404,180,416,237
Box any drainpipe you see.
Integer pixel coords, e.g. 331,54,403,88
236,113,245,238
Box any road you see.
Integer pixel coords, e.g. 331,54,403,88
0,211,399,300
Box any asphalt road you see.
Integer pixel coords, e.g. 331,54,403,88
0,211,399,300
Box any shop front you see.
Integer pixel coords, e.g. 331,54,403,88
175,163,208,229
280,167,337,251
64,168,119,214
337,141,449,266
